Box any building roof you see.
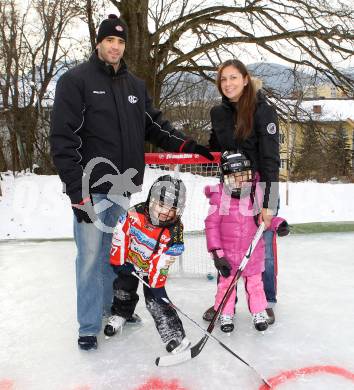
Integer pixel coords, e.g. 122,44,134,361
279,99,354,122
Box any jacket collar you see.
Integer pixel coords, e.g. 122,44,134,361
221,89,266,110
89,50,128,77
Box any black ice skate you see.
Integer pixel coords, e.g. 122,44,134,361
265,308,275,325
104,315,126,337
166,337,191,354
78,335,97,351
203,306,216,322
126,313,142,324
253,311,269,331
220,314,234,333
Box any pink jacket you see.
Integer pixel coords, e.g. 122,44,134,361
204,183,284,277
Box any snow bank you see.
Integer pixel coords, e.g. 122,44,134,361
0,171,353,239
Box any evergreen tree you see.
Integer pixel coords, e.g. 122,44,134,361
292,122,326,181
324,125,352,180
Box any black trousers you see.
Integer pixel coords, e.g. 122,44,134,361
111,272,185,343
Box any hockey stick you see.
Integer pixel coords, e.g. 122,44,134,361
190,222,266,354
153,222,265,362
131,270,271,388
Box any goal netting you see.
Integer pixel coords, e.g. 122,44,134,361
130,152,221,277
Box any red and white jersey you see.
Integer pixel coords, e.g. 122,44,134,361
110,203,184,288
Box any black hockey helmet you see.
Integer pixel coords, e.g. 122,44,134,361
145,175,186,227
220,150,254,198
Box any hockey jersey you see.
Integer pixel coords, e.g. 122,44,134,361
110,202,184,288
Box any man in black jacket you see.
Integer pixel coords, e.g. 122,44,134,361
50,14,212,351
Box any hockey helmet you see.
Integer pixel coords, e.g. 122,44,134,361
220,150,254,198
146,175,186,227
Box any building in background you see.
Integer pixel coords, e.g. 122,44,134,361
279,99,354,180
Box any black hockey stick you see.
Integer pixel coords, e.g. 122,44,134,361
185,222,266,358
131,222,271,387
155,223,265,358
131,270,271,388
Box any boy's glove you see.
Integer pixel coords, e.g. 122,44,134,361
277,220,290,237
181,140,214,161
71,195,94,223
211,250,232,277
112,262,135,276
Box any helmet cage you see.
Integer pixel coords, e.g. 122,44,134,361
146,176,186,227
220,151,254,198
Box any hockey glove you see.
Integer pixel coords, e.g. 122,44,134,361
277,220,290,237
181,140,214,161
113,263,135,276
212,250,232,277
71,195,94,223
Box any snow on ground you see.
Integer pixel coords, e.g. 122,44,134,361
0,170,354,240
0,233,353,390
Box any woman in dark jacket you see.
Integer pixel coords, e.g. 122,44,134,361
203,59,283,324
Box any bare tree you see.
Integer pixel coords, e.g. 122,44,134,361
0,0,81,173
161,73,220,143
78,0,354,107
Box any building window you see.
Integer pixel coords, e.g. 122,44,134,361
279,133,285,144
313,105,322,114
280,159,288,169
330,87,336,98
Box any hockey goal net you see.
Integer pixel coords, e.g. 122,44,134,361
130,152,221,277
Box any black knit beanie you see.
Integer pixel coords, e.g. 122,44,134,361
96,14,128,43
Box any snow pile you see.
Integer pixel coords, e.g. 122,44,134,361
0,170,354,239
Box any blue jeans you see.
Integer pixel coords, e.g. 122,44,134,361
262,230,277,306
73,193,129,336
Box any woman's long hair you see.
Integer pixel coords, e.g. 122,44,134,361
216,59,256,141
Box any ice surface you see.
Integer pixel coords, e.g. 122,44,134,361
0,233,353,390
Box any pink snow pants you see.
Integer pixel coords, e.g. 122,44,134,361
213,273,267,315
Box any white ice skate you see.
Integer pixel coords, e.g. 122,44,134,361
252,310,269,332
220,314,234,333
166,337,191,354
104,315,126,338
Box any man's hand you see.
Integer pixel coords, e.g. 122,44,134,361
182,140,214,161
71,196,94,223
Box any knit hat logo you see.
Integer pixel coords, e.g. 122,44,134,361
116,25,124,32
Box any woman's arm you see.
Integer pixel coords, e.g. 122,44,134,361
255,104,280,216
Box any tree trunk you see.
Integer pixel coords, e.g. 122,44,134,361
118,0,158,104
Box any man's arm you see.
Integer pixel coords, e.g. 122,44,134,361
50,72,86,203
144,90,213,160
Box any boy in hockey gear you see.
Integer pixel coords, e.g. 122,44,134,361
204,151,288,332
105,175,191,353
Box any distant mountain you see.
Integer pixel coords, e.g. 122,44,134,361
249,63,354,97
248,63,311,96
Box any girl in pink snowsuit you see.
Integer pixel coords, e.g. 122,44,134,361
204,151,287,332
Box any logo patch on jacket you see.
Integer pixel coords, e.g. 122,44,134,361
266,122,277,135
93,90,106,94
128,95,138,104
